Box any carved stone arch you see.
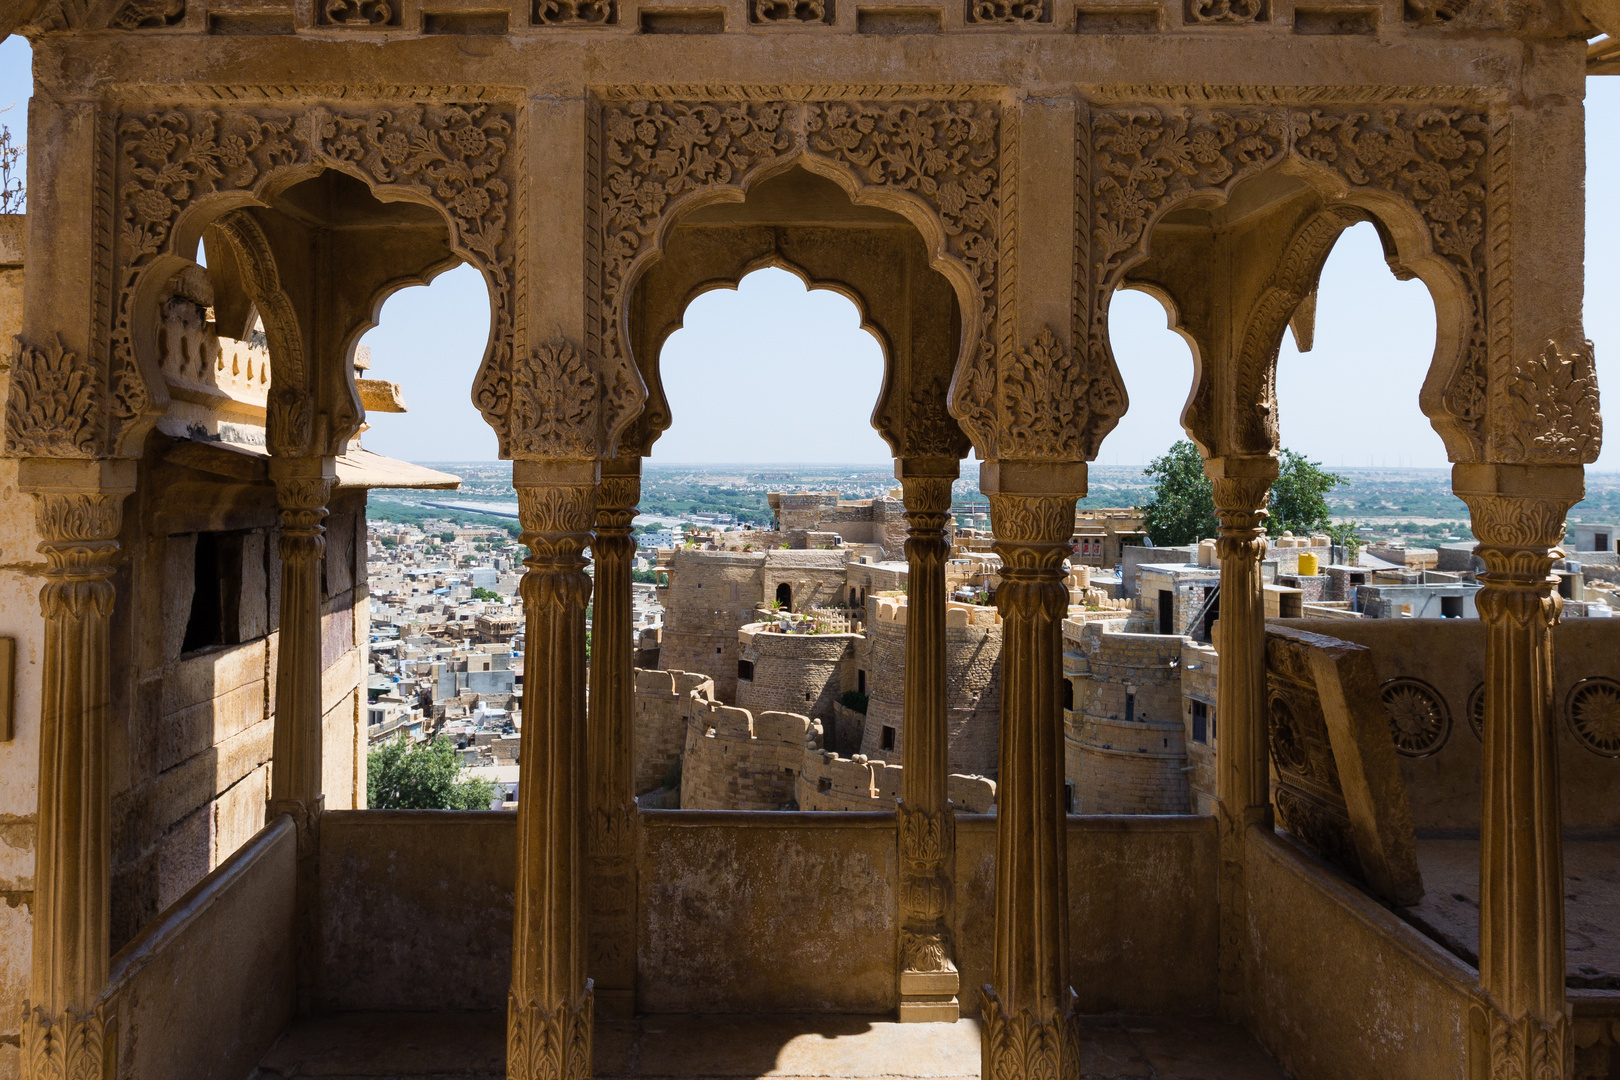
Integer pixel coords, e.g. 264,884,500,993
591,92,1002,462
1105,277,1211,456
1081,90,1499,464
69,97,521,462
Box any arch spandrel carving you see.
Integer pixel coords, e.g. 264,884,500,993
591,91,1004,463
2,97,523,462
1080,92,1500,464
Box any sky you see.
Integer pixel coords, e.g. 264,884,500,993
2,38,1616,469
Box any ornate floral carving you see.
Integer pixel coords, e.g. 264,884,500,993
535,0,616,22
318,0,399,24
980,986,1082,1080
507,986,594,1080
1381,677,1451,757
511,341,602,459
111,0,184,27
110,101,517,457
518,484,598,582
1186,0,1266,21
20,1005,106,1080
6,336,102,457
1474,1001,1567,1080
998,326,1123,461
898,802,954,973
1469,681,1486,740
1566,678,1620,758
970,0,1047,20
1498,338,1602,465
752,0,829,21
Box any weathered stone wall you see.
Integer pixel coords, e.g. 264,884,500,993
760,549,849,614
656,549,767,703
857,597,1002,778
1180,640,1220,816
1274,617,1620,830
633,667,714,795
1065,625,1190,814
679,698,820,811
796,751,995,813
735,626,858,723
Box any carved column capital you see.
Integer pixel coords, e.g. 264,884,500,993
31,491,125,620
1207,456,1277,563
1455,464,1582,627
987,492,1075,621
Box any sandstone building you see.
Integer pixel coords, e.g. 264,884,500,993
0,8,1616,1080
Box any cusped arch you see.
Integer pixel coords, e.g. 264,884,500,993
593,96,1002,461
100,102,519,460
1084,98,1493,464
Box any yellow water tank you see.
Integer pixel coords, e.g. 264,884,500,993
1297,552,1319,576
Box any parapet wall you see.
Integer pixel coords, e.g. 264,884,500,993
735,627,859,722
633,668,715,795
680,696,821,811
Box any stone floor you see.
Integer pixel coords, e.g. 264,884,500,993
1403,836,1620,988
250,1011,1291,1080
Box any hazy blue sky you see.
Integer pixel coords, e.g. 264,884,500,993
2,38,1615,469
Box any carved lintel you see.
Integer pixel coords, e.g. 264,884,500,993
508,985,595,1080
20,1004,108,1080
980,986,1082,1080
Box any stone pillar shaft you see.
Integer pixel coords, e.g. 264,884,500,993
1457,464,1580,1077
269,465,334,819
509,462,597,1080
588,458,640,1020
982,472,1081,1080
19,462,133,1080
1206,456,1276,1024
897,460,958,1022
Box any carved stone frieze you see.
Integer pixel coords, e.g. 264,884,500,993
1186,0,1267,21
104,100,518,458
535,0,617,23
594,94,1003,458
1497,338,1602,465
318,0,400,25
968,0,1048,21
752,0,829,21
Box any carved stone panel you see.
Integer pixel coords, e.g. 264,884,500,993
1265,625,1423,907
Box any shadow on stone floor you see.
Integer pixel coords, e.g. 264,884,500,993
249,1010,1289,1080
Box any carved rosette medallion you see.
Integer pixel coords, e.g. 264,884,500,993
1381,678,1451,757
1086,100,1492,456
1566,678,1620,758
107,101,518,457
594,94,1002,457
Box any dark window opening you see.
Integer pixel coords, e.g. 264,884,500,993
1596,532,1610,551
1062,679,1074,711
880,725,896,751
857,669,866,695
1441,595,1463,619
183,531,245,654
1157,590,1174,634
716,647,722,653
1125,692,1135,722
850,588,859,607
818,777,832,793
738,659,755,681
1192,700,1208,743
776,582,793,610
1065,782,1075,814
1558,574,1575,600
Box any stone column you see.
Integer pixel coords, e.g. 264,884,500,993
588,457,639,1019
268,457,336,827
980,463,1082,1079
1456,463,1581,1078
1205,455,1277,1023
18,459,134,1080
896,457,959,1023
509,460,597,1080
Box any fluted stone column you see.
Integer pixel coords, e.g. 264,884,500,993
981,463,1082,1079
1456,464,1581,1078
18,461,133,1080
509,460,597,1080
588,457,640,1019
269,458,336,827
896,458,958,1023
1205,455,1276,1022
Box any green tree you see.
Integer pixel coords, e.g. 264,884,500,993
1140,440,1217,547
1269,450,1345,537
471,586,501,602
1327,520,1364,562
380,536,399,549
440,530,457,543
367,735,497,810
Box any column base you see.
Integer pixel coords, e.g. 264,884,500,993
1471,1000,1568,1080
20,1003,108,1080
980,985,1082,1080
507,982,594,1080
900,969,961,1022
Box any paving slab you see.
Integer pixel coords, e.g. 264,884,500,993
251,1011,1289,1080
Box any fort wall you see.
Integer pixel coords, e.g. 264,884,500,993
735,625,859,723
679,698,821,811
632,668,715,796
1064,625,1190,814
655,550,767,703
